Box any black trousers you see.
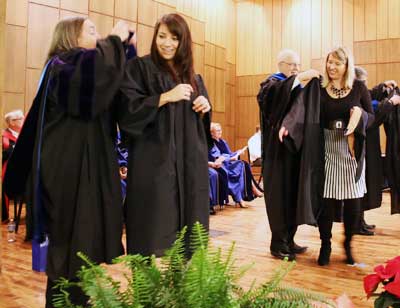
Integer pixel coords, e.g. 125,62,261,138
318,198,361,243
45,277,88,308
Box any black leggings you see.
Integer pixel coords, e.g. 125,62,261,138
318,198,361,243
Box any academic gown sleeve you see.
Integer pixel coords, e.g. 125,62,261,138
51,35,126,119
117,57,161,138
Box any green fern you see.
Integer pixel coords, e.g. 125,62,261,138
53,223,334,308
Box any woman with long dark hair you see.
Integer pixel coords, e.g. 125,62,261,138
4,17,132,307
118,13,211,256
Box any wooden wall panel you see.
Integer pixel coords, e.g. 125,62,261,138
191,19,205,45
321,0,332,55
115,0,138,21
215,46,226,70
27,3,59,69
204,65,216,105
137,24,154,56
60,0,88,14
343,0,354,51
377,39,400,63
236,97,259,139
6,0,28,26
271,0,282,64
365,0,377,41
138,0,157,27
388,0,400,39
205,42,216,66
361,64,377,89
377,0,388,39
215,68,225,112
88,12,114,38
377,63,400,83
354,40,377,64
3,93,25,116
25,68,41,110
226,62,235,86
193,43,204,76
157,2,176,19
311,0,321,59
60,10,88,19
4,25,26,93
300,0,311,70
90,0,114,15
225,84,235,126
332,0,343,47
30,0,59,7
354,0,365,41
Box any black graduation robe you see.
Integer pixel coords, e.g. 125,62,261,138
117,55,211,257
4,36,126,280
384,88,400,214
257,74,304,233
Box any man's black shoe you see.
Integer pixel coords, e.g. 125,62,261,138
289,243,308,254
363,223,376,230
355,227,374,236
270,250,296,261
209,208,216,215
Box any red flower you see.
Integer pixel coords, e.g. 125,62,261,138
385,258,400,279
384,273,400,298
374,265,393,280
364,273,382,298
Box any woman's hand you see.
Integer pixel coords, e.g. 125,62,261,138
111,20,130,42
278,126,289,142
389,94,400,105
347,133,355,159
160,84,194,106
192,95,211,113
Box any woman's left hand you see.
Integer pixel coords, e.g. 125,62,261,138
192,96,211,113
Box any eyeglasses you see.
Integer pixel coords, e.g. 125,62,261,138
280,61,301,68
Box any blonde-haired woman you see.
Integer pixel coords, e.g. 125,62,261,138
317,46,374,266
4,17,133,307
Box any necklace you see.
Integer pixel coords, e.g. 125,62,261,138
330,84,348,98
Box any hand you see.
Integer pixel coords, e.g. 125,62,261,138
278,126,289,142
215,156,225,165
214,161,222,168
389,94,400,105
192,95,211,113
119,166,128,179
297,69,320,85
128,31,137,48
347,133,355,159
163,84,194,103
111,20,130,42
346,106,362,136
384,80,398,90
230,155,239,161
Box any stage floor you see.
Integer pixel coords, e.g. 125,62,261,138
1,192,399,307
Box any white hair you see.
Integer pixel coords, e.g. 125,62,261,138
5,109,24,123
277,49,300,64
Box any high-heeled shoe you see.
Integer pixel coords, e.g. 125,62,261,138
237,200,249,208
318,242,331,266
344,241,355,265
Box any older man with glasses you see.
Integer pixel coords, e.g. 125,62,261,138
257,49,320,260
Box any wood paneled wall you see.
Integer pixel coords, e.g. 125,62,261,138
2,0,237,145
235,0,400,148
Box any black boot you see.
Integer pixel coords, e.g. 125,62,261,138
344,240,355,265
318,241,331,266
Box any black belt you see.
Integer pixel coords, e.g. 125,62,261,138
327,119,347,130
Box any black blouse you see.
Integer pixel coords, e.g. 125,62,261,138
321,79,373,128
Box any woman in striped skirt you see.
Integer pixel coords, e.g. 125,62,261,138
317,47,374,266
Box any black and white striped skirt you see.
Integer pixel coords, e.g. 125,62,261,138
323,129,366,200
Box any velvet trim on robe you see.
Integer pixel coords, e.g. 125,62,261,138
4,36,126,281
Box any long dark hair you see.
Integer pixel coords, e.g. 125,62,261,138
151,14,197,93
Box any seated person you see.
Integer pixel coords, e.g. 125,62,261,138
247,125,262,166
2,110,24,222
116,131,128,202
209,122,263,208
208,161,229,214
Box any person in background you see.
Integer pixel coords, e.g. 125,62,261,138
208,162,229,215
247,125,262,166
2,110,24,222
4,17,133,308
209,122,263,209
354,66,400,235
257,49,318,260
